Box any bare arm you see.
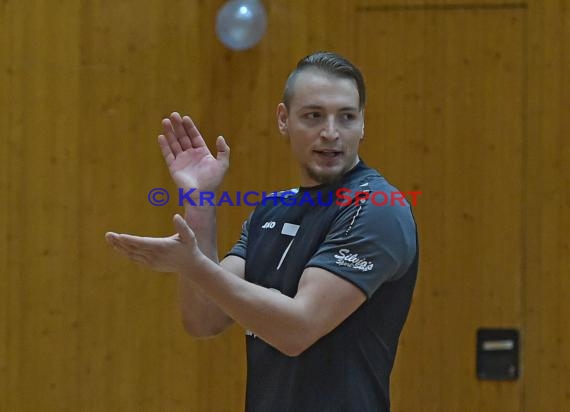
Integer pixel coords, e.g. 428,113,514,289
182,261,366,356
158,113,240,337
178,255,244,337
106,215,366,356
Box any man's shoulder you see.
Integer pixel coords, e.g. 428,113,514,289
341,167,405,203
338,167,416,228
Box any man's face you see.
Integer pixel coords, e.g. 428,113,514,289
277,69,364,187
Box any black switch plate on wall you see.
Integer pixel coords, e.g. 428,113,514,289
476,328,519,380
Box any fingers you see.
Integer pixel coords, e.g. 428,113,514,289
105,232,160,254
161,113,205,154
115,233,165,253
173,214,195,244
105,232,151,264
158,135,175,167
162,117,183,155
169,112,193,151
181,115,207,149
215,135,230,166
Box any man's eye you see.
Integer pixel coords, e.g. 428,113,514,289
305,112,321,119
341,113,356,121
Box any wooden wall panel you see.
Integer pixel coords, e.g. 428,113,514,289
524,1,570,411
0,0,567,411
0,0,8,404
75,1,247,410
357,5,525,412
1,0,82,410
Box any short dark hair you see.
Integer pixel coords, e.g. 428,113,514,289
282,51,366,110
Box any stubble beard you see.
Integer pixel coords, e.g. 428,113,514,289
304,164,348,186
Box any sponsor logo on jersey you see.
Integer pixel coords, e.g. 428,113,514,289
281,222,299,237
262,221,276,229
333,248,374,272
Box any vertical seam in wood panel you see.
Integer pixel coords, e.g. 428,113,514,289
77,1,87,407
4,2,14,409
520,6,529,412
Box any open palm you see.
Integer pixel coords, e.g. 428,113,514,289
158,112,230,193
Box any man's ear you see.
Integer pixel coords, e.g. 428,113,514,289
276,103,289,136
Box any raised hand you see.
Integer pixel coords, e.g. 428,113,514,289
159,112,230,193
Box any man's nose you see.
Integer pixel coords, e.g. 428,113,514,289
320,116,339,139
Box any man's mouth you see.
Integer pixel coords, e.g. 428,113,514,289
314,150,342,158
